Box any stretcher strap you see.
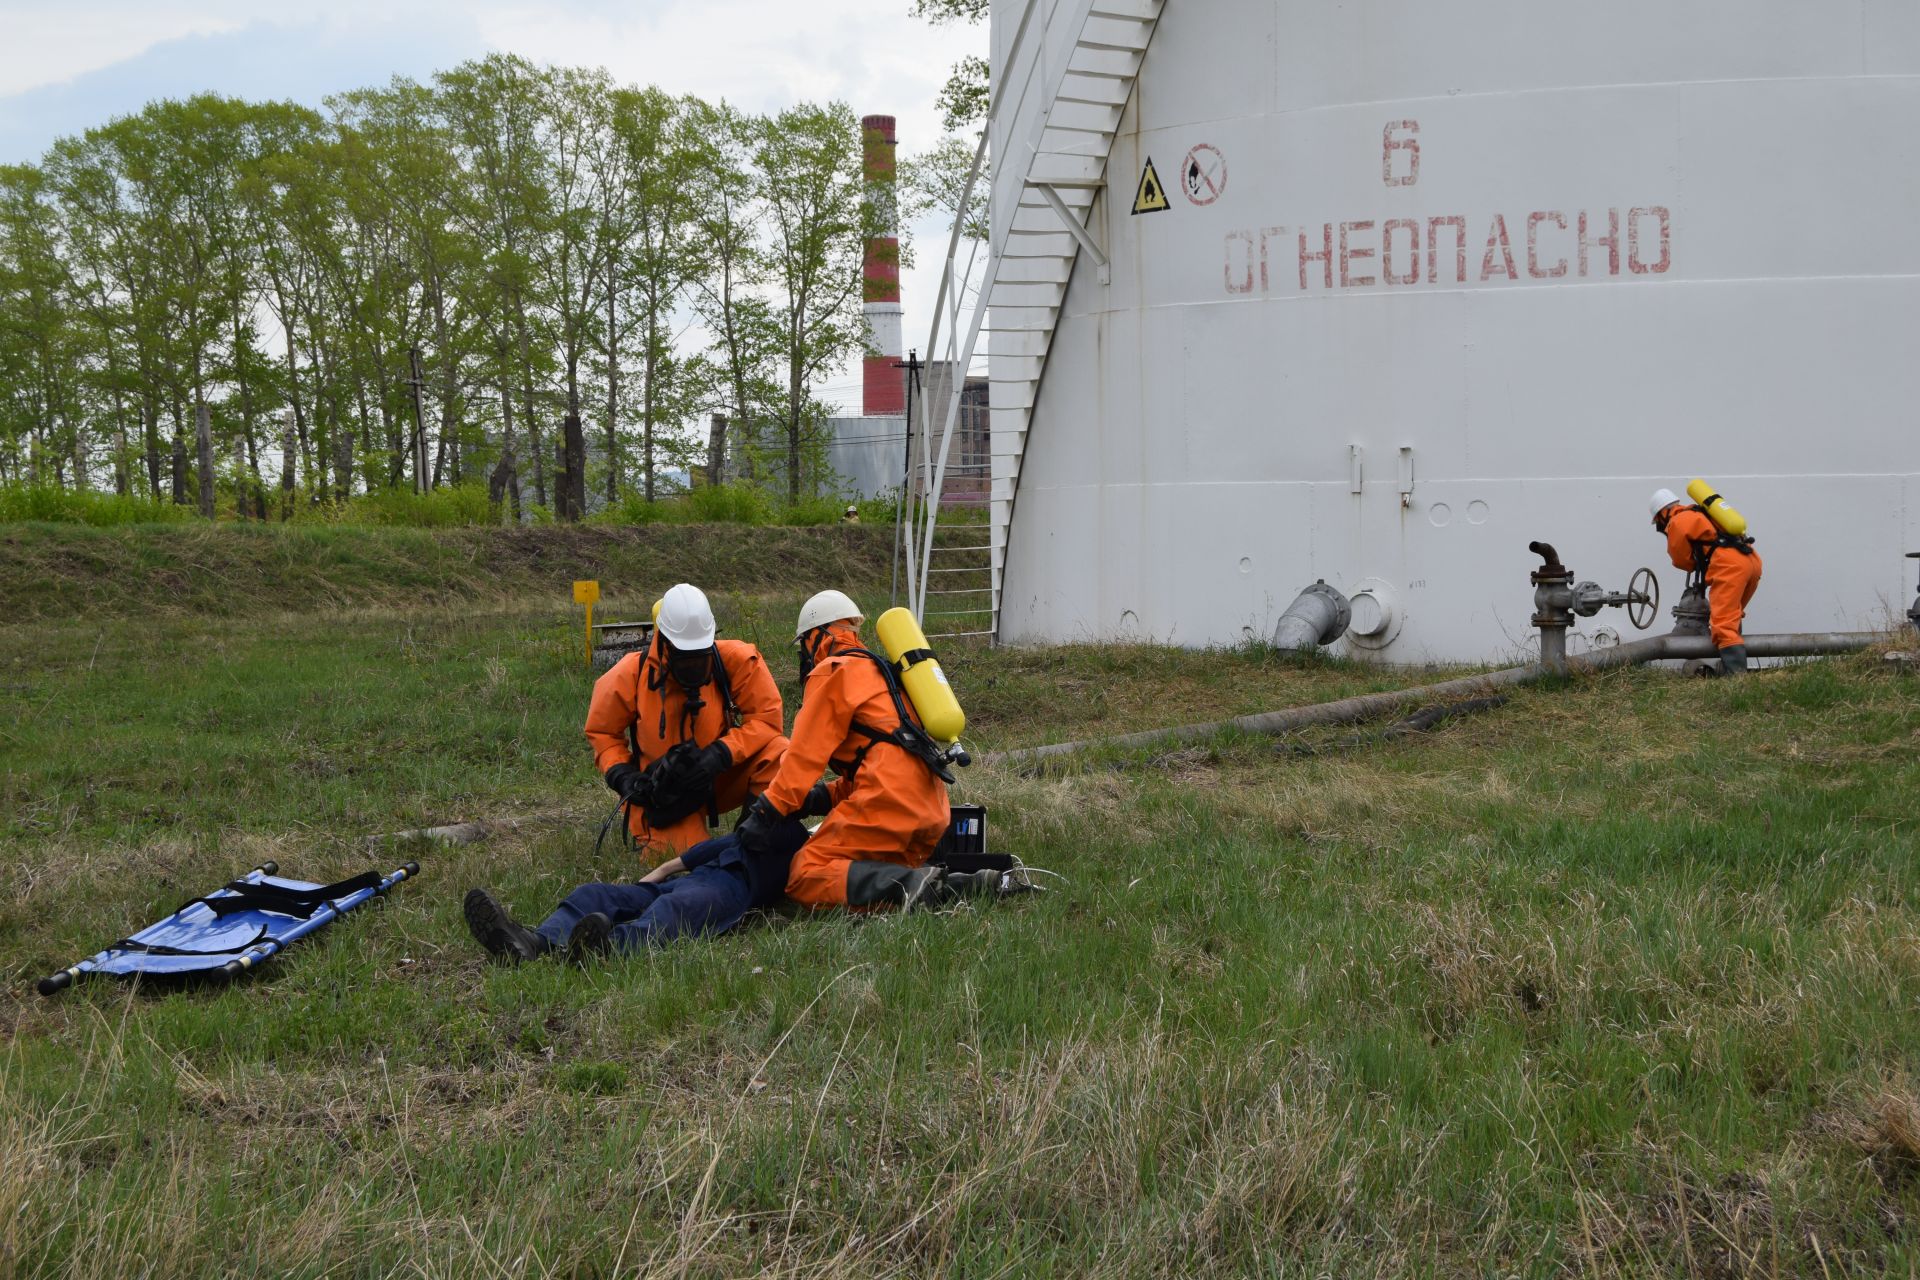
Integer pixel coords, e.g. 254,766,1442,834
184,870,383,920
112,923,272,956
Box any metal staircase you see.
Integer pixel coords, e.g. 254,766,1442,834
904,0,1165,641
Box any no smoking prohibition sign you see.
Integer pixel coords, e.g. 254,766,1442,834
1183,143,1226,205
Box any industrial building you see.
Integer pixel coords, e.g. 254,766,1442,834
957,0,1920,661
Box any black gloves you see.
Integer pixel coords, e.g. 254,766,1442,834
604,763,651,806
687,742,731,790
611,742,736,827
735,794,782,855
798,782,835,819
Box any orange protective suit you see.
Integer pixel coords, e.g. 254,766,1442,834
584,639,787,858
1660,505,1763,650
761,621,950,909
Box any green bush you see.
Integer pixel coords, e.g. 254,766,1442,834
0,484,196,526
682,483,776,525
351,483,501,528
593,484,823,528
4,479,906,530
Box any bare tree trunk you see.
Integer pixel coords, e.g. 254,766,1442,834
195,404,215,519
512,298,545,508
142,395,162,498
113,392,130,496
643,304,658,502
787,365,802,505
605,271,619,503
490,366,521,524
561,412,586,521
407,346,430,495
708,414,726,487
169,400,187,503
429,290,458,488
281,324,308,496
68,413,85,490
279,409,296,520
234,320,262,504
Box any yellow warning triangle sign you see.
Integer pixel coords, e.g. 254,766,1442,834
1131,157,1169,215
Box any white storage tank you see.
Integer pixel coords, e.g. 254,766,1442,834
988,0,1920,661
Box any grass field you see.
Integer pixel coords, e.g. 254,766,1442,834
4,529,1920,1277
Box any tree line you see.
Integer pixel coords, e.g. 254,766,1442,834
0,54,893,518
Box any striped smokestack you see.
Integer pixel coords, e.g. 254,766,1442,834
861,113,904,416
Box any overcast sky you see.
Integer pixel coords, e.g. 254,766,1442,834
0,0,987,414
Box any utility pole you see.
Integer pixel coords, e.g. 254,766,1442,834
889,350,920,608
405,347,430,495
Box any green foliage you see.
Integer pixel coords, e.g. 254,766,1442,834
0,482,194,525
0,66,889,516
936,54,991,131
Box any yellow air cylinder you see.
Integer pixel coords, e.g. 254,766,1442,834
1686,478,1748,538
875,607,966,744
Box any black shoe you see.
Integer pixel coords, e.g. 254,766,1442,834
568,912,614,962
1719,644,1749,676
464,888,548,964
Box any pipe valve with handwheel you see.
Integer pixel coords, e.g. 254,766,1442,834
1569,569,1660,628
1528,541,1662,673
1907,552,1920,635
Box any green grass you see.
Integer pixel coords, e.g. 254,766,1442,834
4,571,1920,1275
0,520,894,622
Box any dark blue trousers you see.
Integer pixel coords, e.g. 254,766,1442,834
536,866,752,954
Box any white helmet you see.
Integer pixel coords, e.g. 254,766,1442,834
795,589,863,639
1649,487,1682,518
656,583,716,650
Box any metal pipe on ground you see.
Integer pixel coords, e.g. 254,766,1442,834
980,631,1883,768
367,813,573,850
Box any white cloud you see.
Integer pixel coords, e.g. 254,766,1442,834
0,3,245,95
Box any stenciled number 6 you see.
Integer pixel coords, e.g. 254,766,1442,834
1383,120,1420,187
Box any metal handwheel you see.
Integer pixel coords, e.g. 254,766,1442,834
1626,567,1659,631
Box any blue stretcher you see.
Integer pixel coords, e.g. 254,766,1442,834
37,860,419,995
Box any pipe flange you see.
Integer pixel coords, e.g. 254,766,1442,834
1345,577,1404,650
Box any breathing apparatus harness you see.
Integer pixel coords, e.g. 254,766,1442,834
596,635,743,855
797,626,962,786
1677,499,1757,589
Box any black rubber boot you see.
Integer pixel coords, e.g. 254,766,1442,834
1719,644,1749,676
463,888,549,964
846,862,950,912
567,912,614,962
943,869,1003,899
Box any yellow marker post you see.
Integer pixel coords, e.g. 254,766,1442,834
573,580,600,666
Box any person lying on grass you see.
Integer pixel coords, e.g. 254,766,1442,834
462,818,808,962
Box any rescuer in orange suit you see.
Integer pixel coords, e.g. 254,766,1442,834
734,590,952,911
1650,487,1763,675
584,582,787,858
